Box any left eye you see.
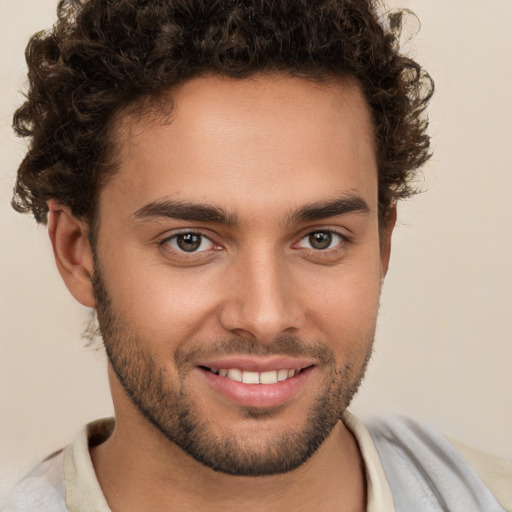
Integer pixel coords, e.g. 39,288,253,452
164,233,214,253
297,231,343,250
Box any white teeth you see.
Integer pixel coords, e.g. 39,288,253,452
213,368,300,384
259,370,278,384
226,368,242,382
242,371,260,384
277,369,289,381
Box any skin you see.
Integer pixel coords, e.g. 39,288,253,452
49,74,396,512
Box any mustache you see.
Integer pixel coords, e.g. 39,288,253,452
175,334,336,367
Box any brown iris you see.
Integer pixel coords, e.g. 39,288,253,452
308,232,332,250
176,233,202,252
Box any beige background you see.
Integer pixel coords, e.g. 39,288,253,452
1,0,511,494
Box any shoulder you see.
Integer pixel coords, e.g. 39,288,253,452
365,415,512,512
447,435,512,511
1,450,68,512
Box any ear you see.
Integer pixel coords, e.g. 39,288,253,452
47,201,96,307
380,204,397,277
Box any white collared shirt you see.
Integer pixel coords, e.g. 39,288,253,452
3,413,511,511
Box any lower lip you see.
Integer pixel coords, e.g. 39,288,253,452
199,367,314,408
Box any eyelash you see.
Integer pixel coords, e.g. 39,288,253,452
159,230,219,256
158,228,350,259
294,229,349,252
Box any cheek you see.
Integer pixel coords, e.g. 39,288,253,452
97,225,383,354
103,256,223,345
303,259,382,347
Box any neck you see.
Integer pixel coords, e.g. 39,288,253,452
91,415,366,512
91,370,366,512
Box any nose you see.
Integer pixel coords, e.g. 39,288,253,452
219,250,305,344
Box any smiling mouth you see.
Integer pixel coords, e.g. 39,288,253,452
199,366,311,384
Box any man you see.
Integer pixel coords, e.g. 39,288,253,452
3,0,511,511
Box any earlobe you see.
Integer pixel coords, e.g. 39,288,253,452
47,201,96,308
380,204,397,277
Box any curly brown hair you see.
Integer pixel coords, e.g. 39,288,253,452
12,0,433,227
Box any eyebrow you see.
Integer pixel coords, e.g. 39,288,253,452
286,196,371,224
132,195,370,226
132,199,237,225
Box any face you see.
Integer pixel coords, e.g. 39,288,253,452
92,75,392,476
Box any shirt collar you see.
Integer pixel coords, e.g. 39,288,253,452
64,413,396,512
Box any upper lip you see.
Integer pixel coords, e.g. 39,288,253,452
195,356,317,372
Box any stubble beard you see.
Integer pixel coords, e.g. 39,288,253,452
92,263,375,476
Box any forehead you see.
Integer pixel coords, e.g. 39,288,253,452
103,74,378,220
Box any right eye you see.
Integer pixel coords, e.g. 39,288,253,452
162,232,215,253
